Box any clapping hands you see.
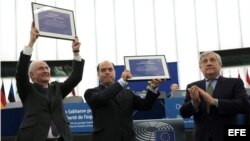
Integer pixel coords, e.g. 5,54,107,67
188,85,216,106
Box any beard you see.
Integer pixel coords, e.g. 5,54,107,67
101,77,114,87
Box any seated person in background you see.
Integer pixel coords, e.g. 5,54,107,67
84,60,165,141
167,83,179,98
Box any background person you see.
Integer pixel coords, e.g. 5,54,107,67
167,83,179,98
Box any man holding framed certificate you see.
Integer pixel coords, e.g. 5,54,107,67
84,60,165,141
15,22,84,141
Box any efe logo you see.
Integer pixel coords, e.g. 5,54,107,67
228,129,246,136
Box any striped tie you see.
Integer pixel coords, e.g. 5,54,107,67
206,80,214,114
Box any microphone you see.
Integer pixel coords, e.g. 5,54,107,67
158,99,172,114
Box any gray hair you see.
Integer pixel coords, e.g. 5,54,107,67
28,61,37,77
199,51,222,67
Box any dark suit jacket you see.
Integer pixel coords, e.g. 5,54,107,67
180,76,249,141
15,51,84,141
84,82,160,141
247,95,250,124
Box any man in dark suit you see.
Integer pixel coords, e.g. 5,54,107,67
15,23,84,141
180,51,249,141
247,95,250,124
84,61,165,141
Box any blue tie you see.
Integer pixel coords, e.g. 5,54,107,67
43,88,60,137
51,120,59,137
43,88,49,96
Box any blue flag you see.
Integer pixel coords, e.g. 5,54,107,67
155,130,175,141
8,82,15,102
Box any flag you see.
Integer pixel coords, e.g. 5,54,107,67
71,88,76,96
155,130,175,141
246,69,250,85
1,81,7,108
8,82,15,102
238,70,241,79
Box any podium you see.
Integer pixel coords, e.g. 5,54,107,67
133,118,185,141
164,91,195,129
1,102,93,136
133,92,166,120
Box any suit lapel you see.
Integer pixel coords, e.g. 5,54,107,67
97,84,121,105
48,86,54,100
98,85,106,91
114,92,121,104
33,83,52,109
212,76,224,98
197,79,206,91
194,80,206,103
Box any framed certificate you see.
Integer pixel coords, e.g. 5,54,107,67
32,2,76,40
124,55,170,81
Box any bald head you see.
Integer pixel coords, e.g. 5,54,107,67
170,83,179,91
97,61,115,72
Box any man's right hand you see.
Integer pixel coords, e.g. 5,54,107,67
188,85,201,105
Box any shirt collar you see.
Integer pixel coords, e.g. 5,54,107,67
205,75,220,81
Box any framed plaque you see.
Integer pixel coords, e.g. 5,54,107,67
32,2,76,40
124,55,170,81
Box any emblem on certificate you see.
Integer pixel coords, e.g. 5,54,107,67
32,2,76,40
124,55,170,81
